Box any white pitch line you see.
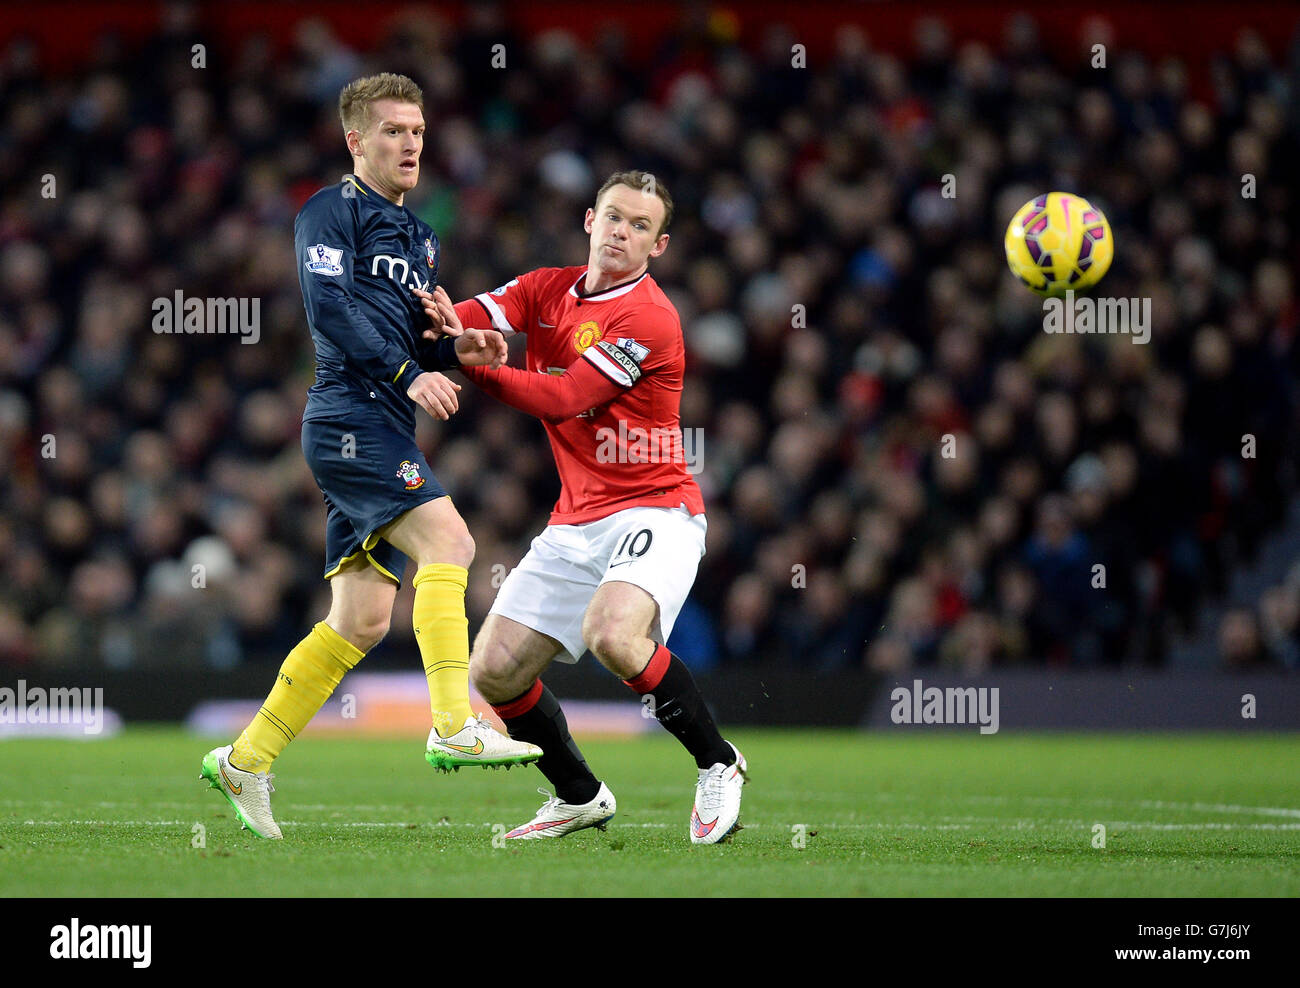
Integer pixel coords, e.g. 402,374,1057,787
1135,800,1300,819
20,820,193,827
15,819,1300,832
958,794,1300,818
9,796,1300,820
12,821,670,832
1107,822,1300,831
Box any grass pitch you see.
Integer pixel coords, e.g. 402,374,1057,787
1,727,1297,897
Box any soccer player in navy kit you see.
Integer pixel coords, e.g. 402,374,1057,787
201,74,540,840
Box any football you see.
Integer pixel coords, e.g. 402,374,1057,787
1004,191,1113,296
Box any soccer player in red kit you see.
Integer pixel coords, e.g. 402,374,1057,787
414,171,746,844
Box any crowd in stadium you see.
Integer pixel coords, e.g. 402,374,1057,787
1,6,1297,672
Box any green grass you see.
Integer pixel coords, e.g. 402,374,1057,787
1,727,1298,896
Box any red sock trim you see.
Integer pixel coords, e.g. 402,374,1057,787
491,679,544,720
624,644,671,694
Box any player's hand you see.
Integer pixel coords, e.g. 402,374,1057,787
406,370,462,420
413,286,465,340
412,287,449,337
454,328,508,369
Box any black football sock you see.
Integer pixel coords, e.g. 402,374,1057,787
624,644,733,770
491,680,600,805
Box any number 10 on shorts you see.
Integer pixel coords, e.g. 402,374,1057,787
611,528,653,565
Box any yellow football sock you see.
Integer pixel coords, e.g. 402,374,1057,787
413,563,473,738
230,621,363,773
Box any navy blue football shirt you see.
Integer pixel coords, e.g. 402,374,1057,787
294,174,452,431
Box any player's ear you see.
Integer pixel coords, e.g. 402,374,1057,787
649,233,669,258
347,130,363,157
583,208,594,234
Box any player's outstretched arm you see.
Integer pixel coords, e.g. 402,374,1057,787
414,284,625,422
413,287,505,367
458,357,625,422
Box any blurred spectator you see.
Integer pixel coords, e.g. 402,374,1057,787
1217,608,1277,670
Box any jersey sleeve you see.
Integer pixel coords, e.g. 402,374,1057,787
295,191,422,392
452,298,493,332
464,272,538,336
459,357,625,423
417,335,462,373
580,303,677,388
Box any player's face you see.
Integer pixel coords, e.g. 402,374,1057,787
584,186,669,280
348,99,424,203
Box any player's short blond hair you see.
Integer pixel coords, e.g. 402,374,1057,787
339,73,424,137
596,171,674,237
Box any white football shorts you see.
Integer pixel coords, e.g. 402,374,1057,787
488,504,707,662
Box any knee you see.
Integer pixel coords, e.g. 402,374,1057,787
451,528,475,568
424,523,475,570
470,636,522,702
582,615,638,674
330,611,390,654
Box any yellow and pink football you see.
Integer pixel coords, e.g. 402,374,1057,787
1004,191,1113,297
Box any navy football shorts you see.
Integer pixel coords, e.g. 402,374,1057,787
301,407,448,586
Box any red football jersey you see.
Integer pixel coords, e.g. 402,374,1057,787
456,265,704,525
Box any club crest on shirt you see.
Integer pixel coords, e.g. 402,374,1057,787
573,321,603,354
396,460,426,490
424,238,437,268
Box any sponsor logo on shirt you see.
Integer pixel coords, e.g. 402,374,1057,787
371,255,430,292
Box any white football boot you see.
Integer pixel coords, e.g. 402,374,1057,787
425,714,543,772
503,783,617,840
200,744,282,839
690,742,748,845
